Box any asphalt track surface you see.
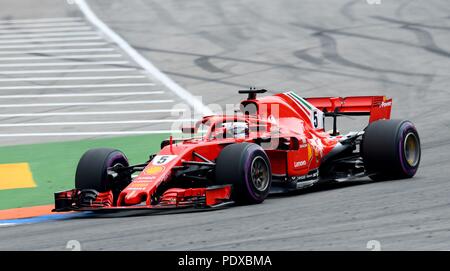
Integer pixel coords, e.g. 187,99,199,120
0,0,450,250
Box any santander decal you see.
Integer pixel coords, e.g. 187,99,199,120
120,155,179,205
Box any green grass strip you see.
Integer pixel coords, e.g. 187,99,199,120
0,134,168,210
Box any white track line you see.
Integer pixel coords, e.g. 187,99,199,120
0,61,129,67
0,36,102,44
0,22,87,30
0,131,180,137
0,42,108,49
0,26,92,34
0,54,121,61
0,17,83,24
0,68,136,75
0,109,185,118
0,119,194,127
0,223,17,227
0,48,115,55
76,0,212,116
0,75,146,82
0,100,173,108
0,83,153,90
0,31,98,39
0,91,164,99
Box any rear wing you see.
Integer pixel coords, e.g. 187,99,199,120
304,96,392,123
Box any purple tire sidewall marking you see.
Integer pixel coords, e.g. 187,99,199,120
103,152,129,188
398,123,418,176
242,144,271,201
106,153,128,168
243,146,261,201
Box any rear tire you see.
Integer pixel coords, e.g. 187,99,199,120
75,148,130,192
362,119,421,181
215,143,272,204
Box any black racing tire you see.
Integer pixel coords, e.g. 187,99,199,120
215,143,272,204
75,148,129,192
362,119,421,181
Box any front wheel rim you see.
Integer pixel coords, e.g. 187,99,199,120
250,156,270,192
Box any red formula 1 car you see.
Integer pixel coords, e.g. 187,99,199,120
54,89,421,212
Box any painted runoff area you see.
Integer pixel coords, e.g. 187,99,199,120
0,133,168,211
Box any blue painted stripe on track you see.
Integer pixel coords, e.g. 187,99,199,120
0,212,92,226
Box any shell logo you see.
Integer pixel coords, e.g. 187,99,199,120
145,166,165,175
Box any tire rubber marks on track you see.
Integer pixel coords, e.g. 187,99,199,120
294,31,437,77
372,16,450,58
401,25,450,58
134,45,424,86
298,23,450,65
373,15,450,32
340,0,359,22
194,55,229,74
293,48,325,65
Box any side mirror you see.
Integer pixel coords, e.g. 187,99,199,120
181,125,198,134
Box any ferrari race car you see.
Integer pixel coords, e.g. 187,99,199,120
54,89,421,212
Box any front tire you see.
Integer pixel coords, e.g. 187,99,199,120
75,148,130,192
215,143,272,204
362,119,421,180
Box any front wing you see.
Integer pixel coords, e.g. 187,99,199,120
53,185,233,212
